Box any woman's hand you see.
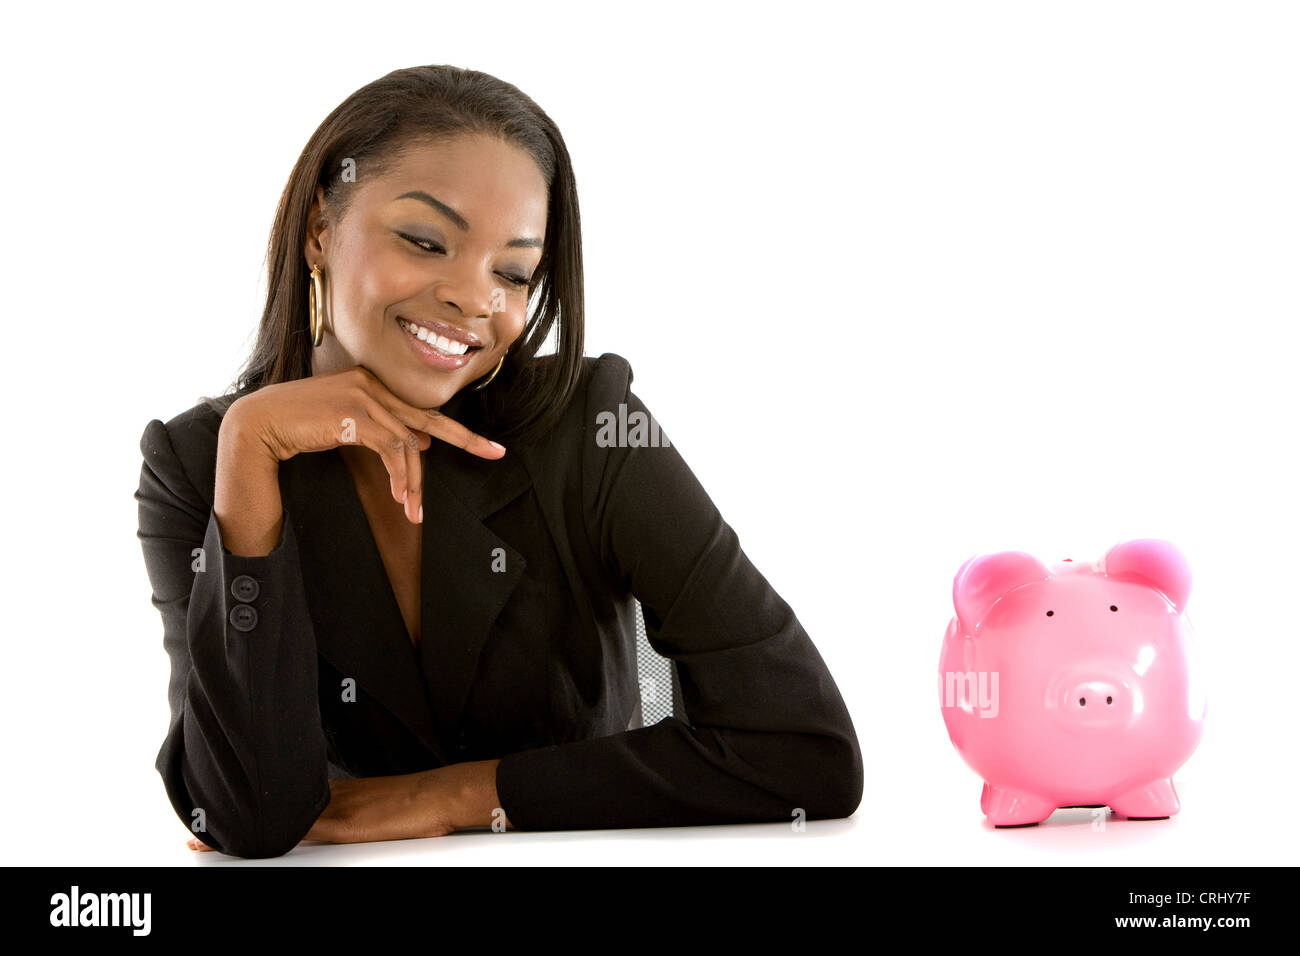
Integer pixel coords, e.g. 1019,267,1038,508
303,772,460,845
183,773,452,851
184,759,509,852
226,365,506,525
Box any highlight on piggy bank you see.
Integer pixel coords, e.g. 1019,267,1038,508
937,539,1206,828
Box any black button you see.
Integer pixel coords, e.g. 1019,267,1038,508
229,604,258,632
231,575,260,602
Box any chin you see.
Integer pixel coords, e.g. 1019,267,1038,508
415,385,464,410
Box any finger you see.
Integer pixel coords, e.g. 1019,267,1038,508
362,375,502,460
412,408,507,460
361,419,413,509
405,433,422,523
363,400,426,523
342,371,412,502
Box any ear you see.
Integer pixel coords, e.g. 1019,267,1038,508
303,185,330,267
954,551,1052,636
1099,538,1192,613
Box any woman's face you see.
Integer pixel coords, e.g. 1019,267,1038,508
304,133,548,410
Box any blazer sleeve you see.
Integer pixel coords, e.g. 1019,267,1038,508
135,415,331,858
494,355,864,829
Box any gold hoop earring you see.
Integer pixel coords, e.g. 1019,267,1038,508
308,265,325,347
473,350,507,390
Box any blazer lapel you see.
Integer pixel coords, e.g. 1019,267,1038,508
279,391,532,764
417,415,532,744
281,447,444,759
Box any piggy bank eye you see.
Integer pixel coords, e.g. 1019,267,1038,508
1045,610,1054,617
1110,605,1118,612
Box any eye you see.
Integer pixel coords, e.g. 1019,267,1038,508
1045,610,1054,617
1110,605,1118,612
398,232,445,254
397,233,531,289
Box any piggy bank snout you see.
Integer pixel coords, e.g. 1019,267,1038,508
1050,671,1136,728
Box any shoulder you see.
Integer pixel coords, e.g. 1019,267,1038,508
515,352,664,508
551,351,636,419
531,350,634,404
583,351,635,393
579,353,637,426
138,387,251,506
522,352,636,451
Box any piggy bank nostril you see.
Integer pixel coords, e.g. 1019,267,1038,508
1107,696,1113,705
1078,697,1087,707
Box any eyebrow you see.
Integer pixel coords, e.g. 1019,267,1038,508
394,191,543,249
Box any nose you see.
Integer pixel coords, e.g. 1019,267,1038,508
437,271,499,320
1072,680,1119,710
1052,675,1134,728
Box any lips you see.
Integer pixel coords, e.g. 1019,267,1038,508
398,318,479,371
396,315,484,351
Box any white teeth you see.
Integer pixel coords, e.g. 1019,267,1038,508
399,319,470,355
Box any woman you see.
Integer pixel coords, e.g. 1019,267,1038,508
134,65,862,858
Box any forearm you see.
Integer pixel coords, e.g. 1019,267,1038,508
215,403,283,556
438,758,511,831
494,720,861,832
310,759,509,845
139,411,331,857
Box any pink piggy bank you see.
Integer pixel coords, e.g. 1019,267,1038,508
938,539,1205,827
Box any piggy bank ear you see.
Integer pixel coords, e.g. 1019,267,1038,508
954,551,1052,635
1100,538,1192,613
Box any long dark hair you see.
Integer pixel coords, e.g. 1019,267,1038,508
205,65,585,448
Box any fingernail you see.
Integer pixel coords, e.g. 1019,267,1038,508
418,505,423,523
402,489,408,503
488,441,505,451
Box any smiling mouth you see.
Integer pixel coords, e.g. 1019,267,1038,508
396,317,485,356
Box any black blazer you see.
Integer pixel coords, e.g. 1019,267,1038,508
135,352,862,857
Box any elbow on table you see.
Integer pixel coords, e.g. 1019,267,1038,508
218,828,310,860
733,728,863,823
179,802,325,859
159,767,329,859
806,733,864,821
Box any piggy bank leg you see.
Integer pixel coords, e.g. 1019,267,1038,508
982,784,1057,827
1109,778,1180,820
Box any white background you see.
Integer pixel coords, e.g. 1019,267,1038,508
0,0,1296,865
